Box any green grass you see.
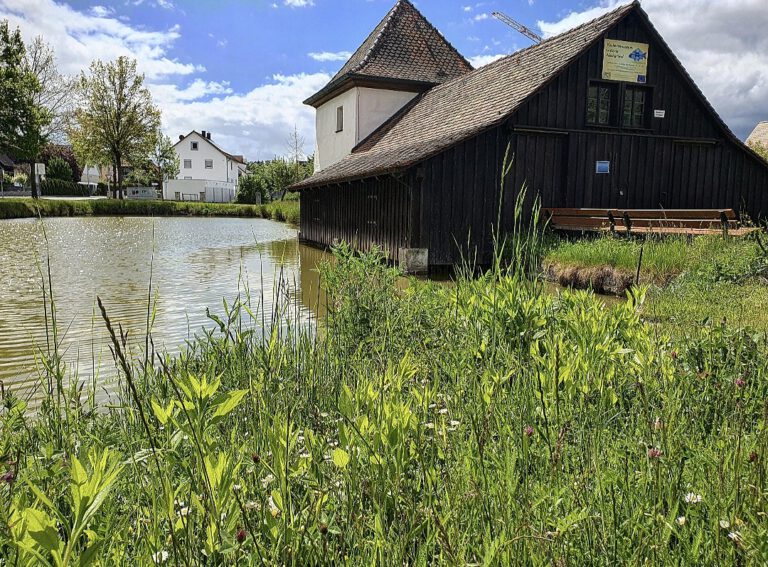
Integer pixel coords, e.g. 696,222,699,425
1,235,767,565
0,197,300,223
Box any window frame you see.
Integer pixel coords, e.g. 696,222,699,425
585,80,653,130
336,106,344,133
621,84,652,129
191,141,199,151
183,159,192,169
205,159,214,169
586,80,618,127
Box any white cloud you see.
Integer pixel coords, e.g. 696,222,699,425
473,12,489,21
537,0,768,139
308,51,352,62
468,53,507,68
158,73,330,160
284,0,313,7
90,5,114,17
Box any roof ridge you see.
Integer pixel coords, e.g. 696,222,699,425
348,0,404,75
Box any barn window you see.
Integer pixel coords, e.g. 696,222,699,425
586,82,616,126
622,86,650,128
336,106,344,132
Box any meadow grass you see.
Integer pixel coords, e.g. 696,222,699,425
0,197,300,224
1,217,767,564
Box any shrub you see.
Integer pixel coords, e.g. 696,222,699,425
45,156,73,182
40,178,89,197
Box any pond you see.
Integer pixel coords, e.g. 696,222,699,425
0,216,329,406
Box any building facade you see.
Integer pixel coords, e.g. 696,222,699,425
165,130,246,202
294,1,768,269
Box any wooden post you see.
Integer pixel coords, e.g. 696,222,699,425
623,212,632,237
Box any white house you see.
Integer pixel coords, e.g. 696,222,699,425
165,130,247,202
303,0,472,172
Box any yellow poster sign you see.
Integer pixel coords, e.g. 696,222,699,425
602,39,649,83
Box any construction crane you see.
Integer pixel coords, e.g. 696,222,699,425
491,11,542,44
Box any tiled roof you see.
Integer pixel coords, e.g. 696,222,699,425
747,122,768,148
304,0,472,107
294,2,637,189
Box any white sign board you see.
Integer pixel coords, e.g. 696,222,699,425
654,109,666,118
34,163,46,176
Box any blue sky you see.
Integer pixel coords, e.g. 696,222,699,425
1,0,767,160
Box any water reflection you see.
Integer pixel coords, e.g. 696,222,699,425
0,216,331,405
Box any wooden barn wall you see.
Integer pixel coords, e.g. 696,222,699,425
419,126,509,266
299,176,413,263
509,10,768,218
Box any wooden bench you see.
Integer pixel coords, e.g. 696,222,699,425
542,208,755,236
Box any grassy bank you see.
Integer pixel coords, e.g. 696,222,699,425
544,234,768,330
0,197,300,224
2,238,767,564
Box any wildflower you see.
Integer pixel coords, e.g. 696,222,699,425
261,474,275,488
428,403,437,409
177,507,190,518
684,492,702,504
245,500,259,511
719,519,730,529
0,471,15,484
728,531,742,546
676,516,686,526
251,453,261,464
297,435,305,444
735,377,746,388
233,484,242,493
438,408,449,415
424,422,435,430
152,550,169,564
268,495,280,518
299,452,311,459
653,417,664,431
670,350,678,359
320,412,329,418
236,528,247,544
647,447,662,459
524,425,535,438
748,451,758,463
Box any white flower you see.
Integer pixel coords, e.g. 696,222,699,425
676,516,686,526
428,403,437,409
728,531,742,544
233,484,242,492
245,500,259,511
261,474,275,488
719,519,730,529
320,412,329,418
424,422,435,429
438,408,449,415
449,420,460,427
152,550,169,564
299,452,311,459
177,507,190,517
684,493,702,504
268,495,280,518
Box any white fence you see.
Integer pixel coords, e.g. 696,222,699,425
163,179,236,203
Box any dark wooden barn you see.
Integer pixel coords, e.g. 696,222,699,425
293,0,768,270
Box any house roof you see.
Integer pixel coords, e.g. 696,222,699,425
0,152,15,169
294,2,637,189
304,0,472,107
747,122,768,148
174,131,246,164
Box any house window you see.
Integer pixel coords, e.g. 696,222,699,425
174,192,181,200
183,159,192,169
586,82,616,125
336,106,344,132
622,86,649,128
191,142,198,151
184,176,192,180
205,159,213,169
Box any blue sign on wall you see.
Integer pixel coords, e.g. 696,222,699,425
596,161,610,174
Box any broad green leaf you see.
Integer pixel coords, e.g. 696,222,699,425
332,448,350,469
212,389,248,419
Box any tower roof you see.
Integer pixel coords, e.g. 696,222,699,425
304,0,472,107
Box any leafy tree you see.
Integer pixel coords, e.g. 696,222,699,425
23,36,76,145
123,164,155,187
45,156,72,181
749,141,768,163
0,20,50,198
149,129,180,192
236,173,266,204
69,56,160,199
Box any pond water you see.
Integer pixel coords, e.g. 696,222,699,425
0,217,329,405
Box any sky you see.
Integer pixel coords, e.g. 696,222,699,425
0,0,766,161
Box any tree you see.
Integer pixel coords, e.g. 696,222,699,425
23,36,76,145
149,129,179,193
45,156,72,181
41,144,81,181
0,20,50,198
69,56,160,199
749,141,768,163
